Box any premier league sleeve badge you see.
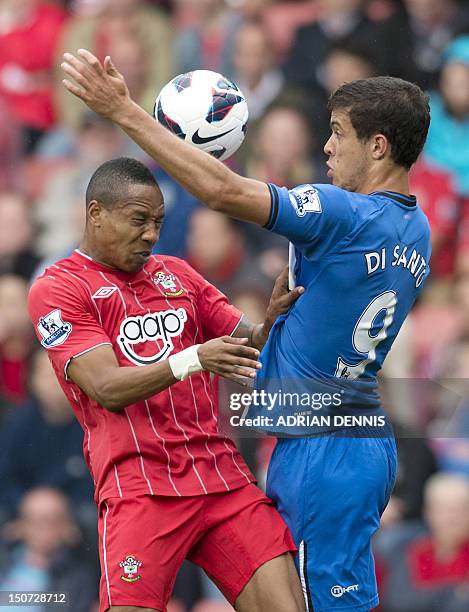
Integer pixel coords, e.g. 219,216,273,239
37,309,72,348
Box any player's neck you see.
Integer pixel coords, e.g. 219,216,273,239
359,166,410,197
78,239,116,271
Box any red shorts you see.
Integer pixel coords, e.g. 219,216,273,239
98,483,296,612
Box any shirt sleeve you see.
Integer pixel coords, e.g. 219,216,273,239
28,276,112,378
264,182,357,259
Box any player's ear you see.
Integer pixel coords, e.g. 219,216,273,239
87,200,103,227
371,134,389,161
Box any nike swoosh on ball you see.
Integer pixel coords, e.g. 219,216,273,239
192,127,236,144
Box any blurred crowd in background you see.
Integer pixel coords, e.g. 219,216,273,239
1,0,469,610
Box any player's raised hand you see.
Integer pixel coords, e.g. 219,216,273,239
61,49,131,121
198,336,261,385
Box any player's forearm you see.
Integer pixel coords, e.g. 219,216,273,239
251,323,272,351
118,101,236,209
86,360,178,412
234,317,272,351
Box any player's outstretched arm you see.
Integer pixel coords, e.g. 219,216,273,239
234,267,305,350
68,337,261,412
61,49,271,225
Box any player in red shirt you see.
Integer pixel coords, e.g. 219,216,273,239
28,157,304,612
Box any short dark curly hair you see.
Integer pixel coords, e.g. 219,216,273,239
86,157,159,207
327,77,430,170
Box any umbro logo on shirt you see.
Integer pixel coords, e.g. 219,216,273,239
92,286,118,299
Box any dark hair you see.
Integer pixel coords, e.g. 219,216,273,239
327,77,430,169
86,157,158,207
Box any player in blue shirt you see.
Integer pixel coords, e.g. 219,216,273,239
62,53,431,612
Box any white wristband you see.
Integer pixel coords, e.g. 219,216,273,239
168,345,203,381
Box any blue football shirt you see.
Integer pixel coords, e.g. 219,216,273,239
247,183,431,433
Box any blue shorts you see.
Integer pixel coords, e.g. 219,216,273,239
266,431,397,612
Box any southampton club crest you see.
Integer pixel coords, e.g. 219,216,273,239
37,309,72,348
153,271,184,297
119,554,143,583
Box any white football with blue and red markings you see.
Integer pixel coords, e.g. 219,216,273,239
154,69,248,161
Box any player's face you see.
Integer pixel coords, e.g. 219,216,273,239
323,110,370,192
98,183,164,273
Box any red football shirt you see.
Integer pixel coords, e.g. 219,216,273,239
28,250,254,502
410,158,459,277
0,4,68,129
